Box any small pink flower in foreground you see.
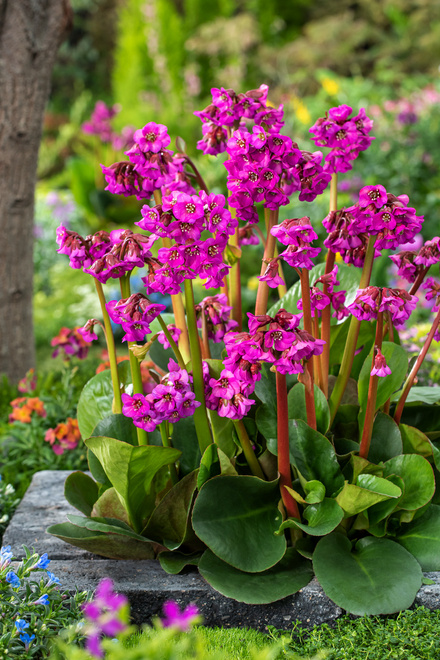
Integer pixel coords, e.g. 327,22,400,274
82,578,129,659
161,600,200,631
370,350,392,377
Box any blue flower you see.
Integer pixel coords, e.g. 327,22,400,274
15,619,29,633
35,553,50,569
0,545,13,569
5,571,20,588
33,593,50,606
46,571,61,587
19,633,35,650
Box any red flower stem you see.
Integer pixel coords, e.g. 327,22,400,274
409,266,430,296
359,311,384,459
120,275,148,445
228,205,243,331
299,268,317,430
275,244,288,299
94,279,122,414
320,250,336,398
394,306,440,425
233,420,265,479
276,370,300,520
183,278,212,453
255,209,278,317
329,235,377,426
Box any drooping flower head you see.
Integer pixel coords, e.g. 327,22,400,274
348,286,418,327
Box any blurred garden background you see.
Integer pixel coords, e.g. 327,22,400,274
2,0,440,495
35,0,440,369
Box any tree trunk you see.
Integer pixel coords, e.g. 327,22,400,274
0,0,72,384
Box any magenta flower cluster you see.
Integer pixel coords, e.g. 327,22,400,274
121,359,200,431
82,578,128,659
195,84,283,155
195,294,238,342
298,266,348,320
323,184,423,267
102,121,195,200
82,100,135,151
390,237,440,283
309,104,374,174
348,286,418,327
137,190,237,292
223,309,325,381
106,293,166,343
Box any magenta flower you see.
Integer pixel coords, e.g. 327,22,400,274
82,578,128,659
161,601,199,632
130,122,170,154
157,324,181,350
371,350,392,377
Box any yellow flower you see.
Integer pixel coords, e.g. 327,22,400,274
321,78,340,96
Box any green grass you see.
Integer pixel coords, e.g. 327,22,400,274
127,607,440,659
272,606,440,659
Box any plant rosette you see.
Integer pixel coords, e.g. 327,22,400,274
49,86,440,616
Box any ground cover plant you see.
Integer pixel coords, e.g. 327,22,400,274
0,546,89,659
48,83,440,616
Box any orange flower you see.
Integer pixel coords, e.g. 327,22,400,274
44,417,81,455
9,396,46,424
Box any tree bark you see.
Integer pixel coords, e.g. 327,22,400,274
0,0,72,383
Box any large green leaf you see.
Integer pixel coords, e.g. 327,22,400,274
66,514,149,541
268,419,344,497
335,475,401,517
399,404,440,434
64,472,99,516
77,363,131,439
358,342,408,415
171,416,202,476
199,547,312,604
47,521,156,560
400,423,432,457
85,436,181,532
392,387,440,405
192,476,285,573
91,414,138,446
383,454,435,511
279,498,344,536
313,533,423,615
367,475,405,526
143,471,200,551
368,412,402,463
288,383,330,434
397,504,440,570
91,487,130,525
197,445,237,490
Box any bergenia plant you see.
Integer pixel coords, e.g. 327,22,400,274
49,85,440,617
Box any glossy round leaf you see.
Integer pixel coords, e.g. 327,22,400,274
159,551,202,574
313,533,423,615
336,475,401,517
383,454,435,511
397,504,440,570
199,548,312,604
368,412,402,463
192,476,285,573
279,498,344,536
64,471,99,516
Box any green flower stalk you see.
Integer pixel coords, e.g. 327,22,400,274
120,274,148,445
329,235,377,425
183,279,212,454
233,420,264,479
359,310,384,459
299,268,317,430
94,279,122,414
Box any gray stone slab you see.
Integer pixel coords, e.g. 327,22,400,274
3,470,440,631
